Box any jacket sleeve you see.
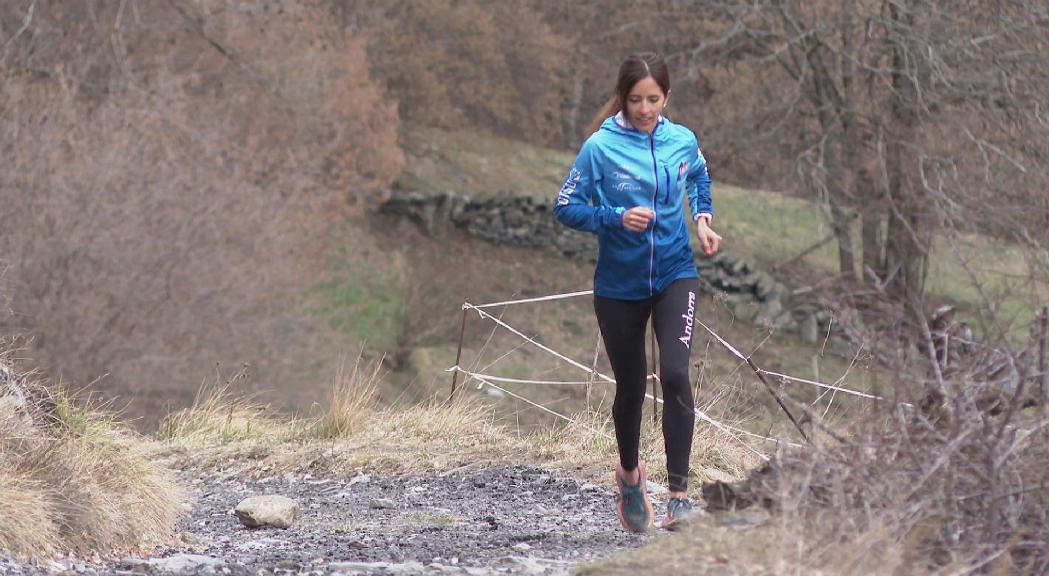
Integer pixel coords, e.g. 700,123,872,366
553,138,624,234
688,135,714,222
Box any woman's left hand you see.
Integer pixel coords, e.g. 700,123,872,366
697,220,722,256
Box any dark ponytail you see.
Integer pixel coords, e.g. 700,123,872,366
585,52,670,137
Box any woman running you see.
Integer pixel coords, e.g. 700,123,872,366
553,52,721,532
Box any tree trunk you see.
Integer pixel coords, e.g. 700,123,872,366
859,167,884,282
829,198,856,281
884,0,929,301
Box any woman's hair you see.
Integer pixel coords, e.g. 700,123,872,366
586,52,670,136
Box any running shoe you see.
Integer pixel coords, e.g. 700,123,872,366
614,461,654,533
661,496,697,531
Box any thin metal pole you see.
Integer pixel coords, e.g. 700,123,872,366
586,329,601,413
447,307,469,403
1039,306,1047,404
650,316,658,423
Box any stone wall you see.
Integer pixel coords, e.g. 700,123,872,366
380,192,828,339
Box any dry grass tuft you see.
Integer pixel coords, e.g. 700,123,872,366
0,470,60,558
158,359,530,477
156,367,299,446
1,370,183,559
156,353,762,492
311,353,383,440
532,405,762,488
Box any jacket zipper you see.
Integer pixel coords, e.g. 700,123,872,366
648,133,658,297
664,165,672,204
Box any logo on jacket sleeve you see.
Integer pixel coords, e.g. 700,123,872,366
557,167,582,206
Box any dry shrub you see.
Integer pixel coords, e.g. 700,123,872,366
0,0,403,426
0,367,182,558
688,332,1049,573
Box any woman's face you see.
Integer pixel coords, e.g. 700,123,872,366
623,76,668,133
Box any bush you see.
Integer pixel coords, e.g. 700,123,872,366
0,0,403,425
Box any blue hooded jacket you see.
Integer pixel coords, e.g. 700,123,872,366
554,113,713,300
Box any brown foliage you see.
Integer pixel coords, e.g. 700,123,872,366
355,0,573,147
0,0,402,426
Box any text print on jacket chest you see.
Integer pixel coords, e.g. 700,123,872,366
612,166,642,193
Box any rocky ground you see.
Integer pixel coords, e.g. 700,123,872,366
0,464,673,576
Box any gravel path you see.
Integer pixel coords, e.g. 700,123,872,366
1,464,662,575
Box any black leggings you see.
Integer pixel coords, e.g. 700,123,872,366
594,277,698,493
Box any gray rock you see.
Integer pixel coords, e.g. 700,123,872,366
732,301,761,322
370,498,397,509
754,299,784,327
146,554,225,574
348,473,372,486
753,273,779,300
490,556,571,575
234,495,299,529
328,561,427,575
723,292,751,305
0,362,32,429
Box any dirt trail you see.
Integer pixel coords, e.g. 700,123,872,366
2,465,659,575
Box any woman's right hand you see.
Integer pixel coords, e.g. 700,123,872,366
622,206,654,233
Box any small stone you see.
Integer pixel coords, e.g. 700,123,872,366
490,557,556,575
512,543,532,551
348,473,372,486
147,554,225,575
370,498,397,509
234,495,299,529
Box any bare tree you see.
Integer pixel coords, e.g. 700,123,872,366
671,0,1049,304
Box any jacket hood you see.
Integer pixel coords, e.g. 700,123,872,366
599,112,670,142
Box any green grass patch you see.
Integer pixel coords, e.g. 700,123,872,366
306,239,408,352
